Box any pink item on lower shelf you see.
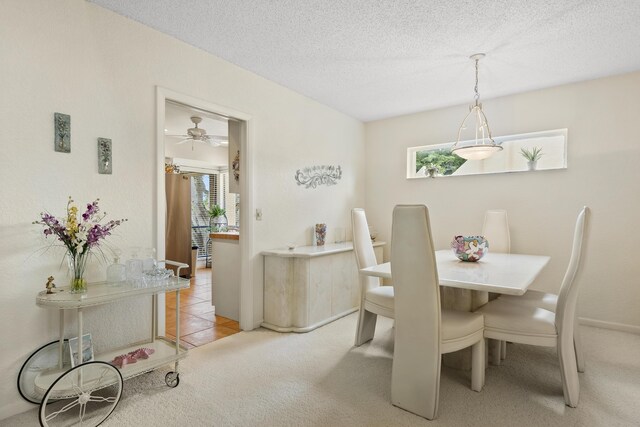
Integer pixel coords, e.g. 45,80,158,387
111,347,156,368
128,347,155,360
111,354,137,369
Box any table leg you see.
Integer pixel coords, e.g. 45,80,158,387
77,308,83,385
152,294,157,343
58,310,64,369
175,290,180,354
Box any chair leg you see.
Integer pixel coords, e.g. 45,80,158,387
500,340,507,360
471,338,485,391
391,353,440,420
558,340,580,407
490,339,502,365
574,328,585,373
354,309,377,346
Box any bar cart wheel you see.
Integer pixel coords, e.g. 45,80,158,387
18,339,70,404
165,371,180,388
39,361,123,427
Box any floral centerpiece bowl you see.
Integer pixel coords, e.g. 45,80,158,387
34,197,126,293
451,235,489,262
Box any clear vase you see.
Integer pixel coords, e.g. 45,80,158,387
315,223,327,246
67,252,89,294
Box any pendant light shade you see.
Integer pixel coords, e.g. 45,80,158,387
451,53,502,160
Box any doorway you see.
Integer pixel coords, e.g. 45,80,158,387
156,87,254,340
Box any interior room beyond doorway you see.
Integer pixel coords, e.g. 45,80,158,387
163,99,241,347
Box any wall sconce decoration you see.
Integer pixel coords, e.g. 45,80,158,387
165,162,180,174
54,113,71,153
97,138,112,174
295,165,342,189
232,150,240,183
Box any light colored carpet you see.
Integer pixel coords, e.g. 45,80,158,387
4,314,640,426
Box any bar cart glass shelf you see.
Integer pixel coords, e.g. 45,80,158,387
20,261,190,427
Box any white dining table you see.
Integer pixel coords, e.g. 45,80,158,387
360,249,550,296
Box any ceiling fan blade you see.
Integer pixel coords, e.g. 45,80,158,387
203,135,229,144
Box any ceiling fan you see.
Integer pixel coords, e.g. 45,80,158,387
166,116,228,150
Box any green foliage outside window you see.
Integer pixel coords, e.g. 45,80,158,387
415,149,467,176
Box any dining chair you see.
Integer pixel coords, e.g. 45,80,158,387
482,209,510,253
352,208,394,346
475,206,589,407
482,209,511,362
497,277,586,371
391,205,484,420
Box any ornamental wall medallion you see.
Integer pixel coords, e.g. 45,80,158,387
294,165,342,189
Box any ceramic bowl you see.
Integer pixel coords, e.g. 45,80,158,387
451,235,489,262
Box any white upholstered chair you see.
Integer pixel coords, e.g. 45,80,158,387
476,206,589,407
391,205,484,420
482,209,510,254
482,209,511,362
352,208,394,346
498,286,585,371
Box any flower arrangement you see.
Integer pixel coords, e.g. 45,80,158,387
34,197,127,293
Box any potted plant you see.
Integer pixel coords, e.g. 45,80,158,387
206,204,228,232
424,163,439,178
520,147,543,171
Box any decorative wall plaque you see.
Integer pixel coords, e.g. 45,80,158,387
54,113,70,153
232,150,240,183
97,138,112,174
294,165,342,189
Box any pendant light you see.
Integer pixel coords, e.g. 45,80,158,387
451,53,502,160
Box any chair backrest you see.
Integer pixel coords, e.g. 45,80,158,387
351,208,381,291
555,207,590,340
390,205,441,417
482,209,511,253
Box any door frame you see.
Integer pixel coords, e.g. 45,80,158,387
155,86,255,333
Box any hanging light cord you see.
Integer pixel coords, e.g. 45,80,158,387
474,58,480,106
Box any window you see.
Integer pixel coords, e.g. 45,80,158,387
407,129,568,179
189,171,240,260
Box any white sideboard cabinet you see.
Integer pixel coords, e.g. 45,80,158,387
261,242,385,333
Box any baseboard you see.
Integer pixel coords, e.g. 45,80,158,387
579,317,640,335
261,308,358,333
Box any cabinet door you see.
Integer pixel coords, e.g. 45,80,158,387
331,252,354,316
308,256,332,325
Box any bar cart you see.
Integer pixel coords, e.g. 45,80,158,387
18,261,190,426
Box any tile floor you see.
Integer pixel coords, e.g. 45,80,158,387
165,266,240,348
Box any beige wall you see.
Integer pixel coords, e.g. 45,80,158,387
365,71,640,331
0,0,364,419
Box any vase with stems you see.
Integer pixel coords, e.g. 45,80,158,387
67,251,89,293
34,197,127,294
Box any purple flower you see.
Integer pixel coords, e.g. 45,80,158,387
82,201,100,221
35,198,126,253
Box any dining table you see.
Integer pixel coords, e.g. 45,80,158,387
359,249,551,369
360,249,550,295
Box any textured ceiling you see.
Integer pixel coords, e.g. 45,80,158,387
90,0,640,122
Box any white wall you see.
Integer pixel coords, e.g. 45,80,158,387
365,71,640,330
0,0,364,419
